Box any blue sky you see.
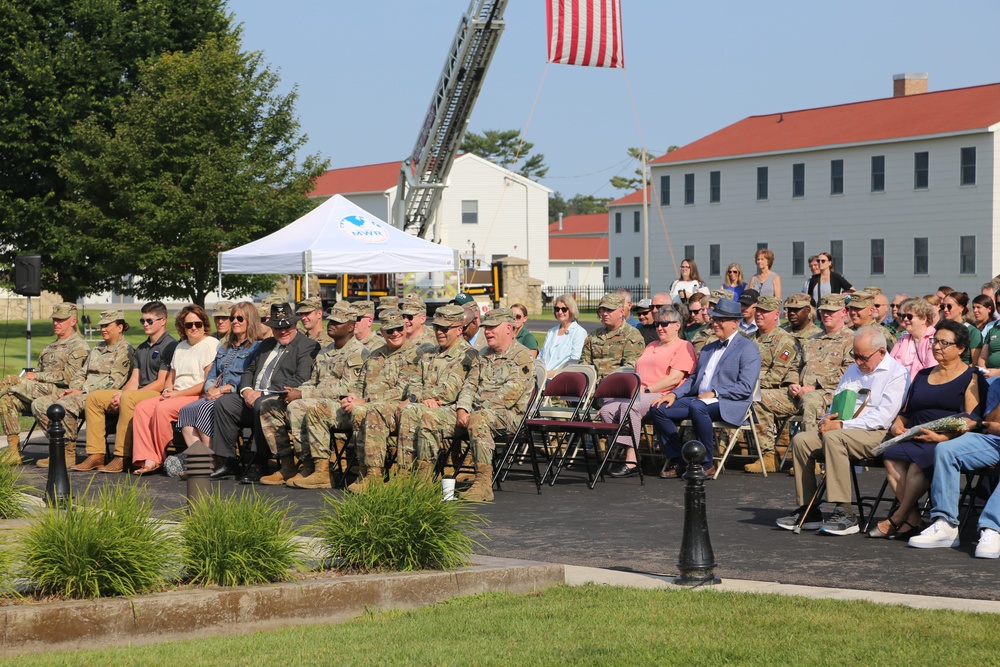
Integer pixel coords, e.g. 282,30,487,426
230,0,1000,202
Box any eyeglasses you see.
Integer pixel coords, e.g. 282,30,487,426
140,317,162,325
727,270,739,274
931,338,957,348
553,306,569,313
654,321,679,328
688,308,702,314
890,303,903,310
433,324,462,331
228,315,246,323
818,259,829,264
383,327,405,336
899,313,915,321
403,314,416,321
942,304,957,311
514,314,525,320
851,348,884,362
184,321,205,330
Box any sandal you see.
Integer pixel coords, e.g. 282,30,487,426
867,517,900,539
133,462,161,476
889,520,923,540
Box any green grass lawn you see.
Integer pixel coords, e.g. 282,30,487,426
8,584,998,665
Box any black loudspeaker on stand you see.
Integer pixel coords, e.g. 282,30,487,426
14,255,41,297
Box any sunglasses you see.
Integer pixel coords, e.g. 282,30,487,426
140,317,162,325
228,315,247,323
654,321,678,328
403,314,416,321
851,348,883,362
433,324,462,331
553,306,569,313
514,314,525,320
184,321,205,330
688,308,702,314
899,313,915,321
942,304,958,311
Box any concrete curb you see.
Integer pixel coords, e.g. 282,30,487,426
1,555,563,655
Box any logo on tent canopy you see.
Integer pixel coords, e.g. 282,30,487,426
339,215,388,243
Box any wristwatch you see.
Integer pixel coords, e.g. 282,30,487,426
409,394,418,403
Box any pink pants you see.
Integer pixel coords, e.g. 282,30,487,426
131,395,198,465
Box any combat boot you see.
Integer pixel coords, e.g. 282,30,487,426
346,466,383,494
744,452,778,474
285,458,315,488
292,459,332,489
37,443,76,469
0,435,21,466
260,457,299,486
461,463,494,502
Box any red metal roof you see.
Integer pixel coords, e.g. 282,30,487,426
550,213,608,236
608,190,644,206
652,82,1000,165
549,237,609,261
309,160,402,197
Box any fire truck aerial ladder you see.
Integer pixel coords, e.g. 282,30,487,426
392,0,508,241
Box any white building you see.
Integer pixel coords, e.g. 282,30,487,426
609,75,1000,298
546,212,608,290
310,153,551,282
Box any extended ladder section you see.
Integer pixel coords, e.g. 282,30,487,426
393,0,508,239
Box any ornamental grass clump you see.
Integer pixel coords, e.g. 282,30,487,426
180,490,303,586
22,482,176,599
315,472,486,573
0,458,29,519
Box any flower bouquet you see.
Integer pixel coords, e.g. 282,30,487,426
870,415,972,457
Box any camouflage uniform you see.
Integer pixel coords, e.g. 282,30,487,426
689,327,718,355
297,296,334,348
411,325,438,349
752,307,802,453
417,335,534,466
849,291,897,351
783,321,822,341
358,331,385,353
0,331,89,436
32,336,134,442
580,323,645,381
798,326,855,429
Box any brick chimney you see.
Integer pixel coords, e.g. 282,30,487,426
893,73,928,97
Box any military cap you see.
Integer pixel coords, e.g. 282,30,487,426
710,289,734,304
378,296,398,311
598,293,625,310
379,308,405,331
51,303,77,320
481,307,515,326
261,293,285,306
739,289,760,306
257,303,270,319
862,286,884,295
211,301,234,318
354,300,375,317
847,290,874,308
295,296,323,314
756,296,782,312
265,303,297,329
98,309,130,331
635,298,653,312
327,300,357,324
433,304,466,327
784,293,812,309
399,294,427,315
818,294,847,311
450,293,475,306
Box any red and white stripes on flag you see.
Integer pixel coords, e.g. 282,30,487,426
547,0,624,69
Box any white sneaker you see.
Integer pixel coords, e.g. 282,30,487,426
908,519,960,549
975,529,1000,559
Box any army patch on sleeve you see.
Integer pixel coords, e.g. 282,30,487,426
780,349,791,361
522,365,531,375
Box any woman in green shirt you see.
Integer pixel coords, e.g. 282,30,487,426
511,303,539,358
941,291,981,366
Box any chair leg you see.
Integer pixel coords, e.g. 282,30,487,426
713,428,741,480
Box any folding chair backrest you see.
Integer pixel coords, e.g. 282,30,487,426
559,364,597,407
593,372,640,401
543,371,588,400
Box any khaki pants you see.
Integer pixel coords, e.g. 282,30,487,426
84,389,159,457
792,427,885,506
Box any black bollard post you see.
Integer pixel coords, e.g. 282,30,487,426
184,441,213,507
674,440,720,586
44,403,71,508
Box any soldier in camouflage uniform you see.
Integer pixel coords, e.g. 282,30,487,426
416,308,535,502
257,301,368,489
746,297,802,473
580,293,645,381
689,290,732,354
400,294,438,349
296,296,333,348
848,290,896,351
353,300,385,353
782,293,822,341
32,310,134,469
343,309,429,492
788,294,855,430
0,303,90,464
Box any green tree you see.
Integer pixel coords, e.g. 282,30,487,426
460,129,548,180
609,147,660,192
566,194,611,215
0,0,229,302
58,35,327,306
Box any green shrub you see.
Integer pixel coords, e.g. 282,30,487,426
22,482,176,598
315,473,486,572
180,490,303,586
0,544,20,597
0,459,29,519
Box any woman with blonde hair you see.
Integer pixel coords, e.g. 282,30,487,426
748,248,782,299
889,298,937,380
539,294,587,378
721,263,747,302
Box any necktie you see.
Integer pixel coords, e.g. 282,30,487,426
256,346,286,390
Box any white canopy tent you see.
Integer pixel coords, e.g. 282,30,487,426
218,195,457,289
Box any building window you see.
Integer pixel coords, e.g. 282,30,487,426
660,175,670,206
709,244,720,277
615,257,622,278
757,242,768,251
684,173,695,205
961,236,976,274
633,210,640,233
461,200,478,224
871,155,885,193
830,240,843,273
830,159,844,195
614,212,621,234
870,239,884,275
684,245,695,262
961,147,977,186
914,151,929,189
914,238,929,275
792,163,805,198
634,256,641,278
757,167,768,200
792,241,805,276
709,170,721,203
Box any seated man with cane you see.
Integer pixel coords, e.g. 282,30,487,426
777,326,909,535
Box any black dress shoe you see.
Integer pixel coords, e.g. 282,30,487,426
239,464,264,484
608,464,638,478
209,458,239,480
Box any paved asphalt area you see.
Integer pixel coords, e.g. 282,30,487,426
15,438,998,602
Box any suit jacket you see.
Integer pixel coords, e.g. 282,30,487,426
238,333,320,392
673,333,761,425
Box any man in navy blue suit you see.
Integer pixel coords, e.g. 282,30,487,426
649,298,762,477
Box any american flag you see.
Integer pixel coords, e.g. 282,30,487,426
547,0,624,69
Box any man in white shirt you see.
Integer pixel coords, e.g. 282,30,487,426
777,326,910,536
